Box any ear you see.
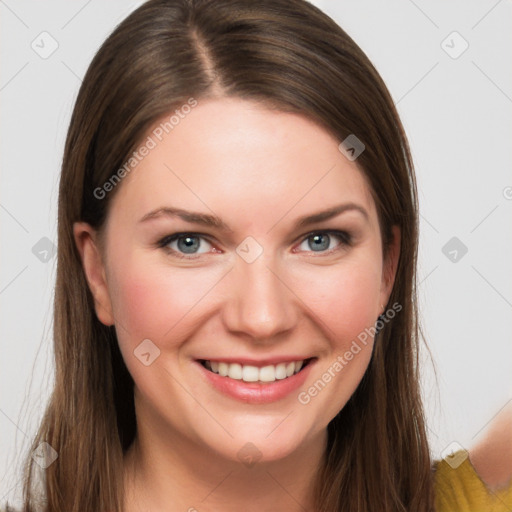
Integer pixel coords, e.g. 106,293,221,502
73,222,115,326
379,225,400,312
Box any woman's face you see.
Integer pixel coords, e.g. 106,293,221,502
75,97,399,463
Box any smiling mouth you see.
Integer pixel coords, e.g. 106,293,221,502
198,358,315,383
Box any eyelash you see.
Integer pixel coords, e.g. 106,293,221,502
156,230,353,260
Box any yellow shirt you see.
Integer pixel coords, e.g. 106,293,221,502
435,450,512,512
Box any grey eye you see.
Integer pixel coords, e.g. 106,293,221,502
167,235,212,255
177,236,200,253
308,234,330,251
297,232,348,253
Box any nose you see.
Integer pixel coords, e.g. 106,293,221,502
221,254,298,342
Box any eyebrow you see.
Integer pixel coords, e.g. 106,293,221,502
140,206,233,231
139,202,369,231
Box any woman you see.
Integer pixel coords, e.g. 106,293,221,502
3,0,511,511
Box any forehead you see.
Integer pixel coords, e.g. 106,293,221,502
107,97,377,229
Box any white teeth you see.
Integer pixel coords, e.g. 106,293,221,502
228,363,242,380
275,363,287,380
242,365,259,382
202,359,308,383
259,365,275,382
218,362,229,377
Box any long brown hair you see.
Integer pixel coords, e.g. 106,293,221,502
13,0,434,510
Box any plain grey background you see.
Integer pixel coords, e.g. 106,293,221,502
1,0,511,505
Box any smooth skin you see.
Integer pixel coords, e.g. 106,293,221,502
74,97,400,512
470,400,512,491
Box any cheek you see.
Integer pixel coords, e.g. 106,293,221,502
295,255,382,345
294,261,380,421
107,251,224,348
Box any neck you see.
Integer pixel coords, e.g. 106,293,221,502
123,412,327,512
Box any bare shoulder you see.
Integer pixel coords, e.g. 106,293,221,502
469,400,512,491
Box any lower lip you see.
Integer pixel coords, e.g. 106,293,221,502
195,360,315,404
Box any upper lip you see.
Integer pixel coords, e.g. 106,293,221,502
196,356,315,367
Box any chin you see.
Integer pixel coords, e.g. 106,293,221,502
201,418,318,466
